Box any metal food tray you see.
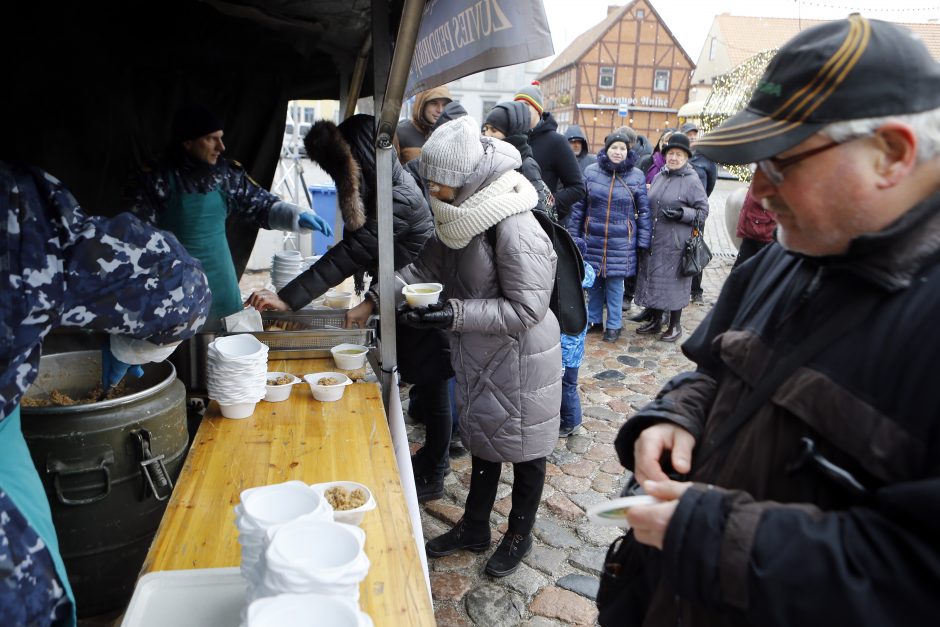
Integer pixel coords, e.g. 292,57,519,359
250,310,375,359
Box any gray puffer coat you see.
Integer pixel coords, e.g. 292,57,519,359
634,162,709,311
397,212,562,463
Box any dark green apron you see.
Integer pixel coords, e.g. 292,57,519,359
158,177,243,320
0,405,76,625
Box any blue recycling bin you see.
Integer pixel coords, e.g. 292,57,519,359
307,183,340,254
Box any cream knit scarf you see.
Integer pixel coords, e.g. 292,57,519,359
430,170,537,250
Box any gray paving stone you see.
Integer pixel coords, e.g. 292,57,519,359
533,517,581,549
566,434,591,454
582,405,620,421
556,573,600,601
616,354,641,367
570,546,607,576
503,562,549,597
521,618,566,627
577,521,623,547
525,544,568,576
464,583,526,627
593,369,625,381
567,489,607,511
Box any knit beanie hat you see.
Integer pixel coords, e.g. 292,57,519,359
604,132,631,151
483,105,511,136
514,81,544,115
172,105,223,142
420,116,485,188
613,126,638,146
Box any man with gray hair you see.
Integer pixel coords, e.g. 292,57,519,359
602,15,940,626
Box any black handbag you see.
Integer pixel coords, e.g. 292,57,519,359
680,216,712,277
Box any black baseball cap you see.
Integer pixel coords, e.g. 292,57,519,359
696,15,940,165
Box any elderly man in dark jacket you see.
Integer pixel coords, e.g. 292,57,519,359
603,16,940,627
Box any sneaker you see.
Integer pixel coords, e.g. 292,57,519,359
426,519,491,557
484,532,533,577
559,423,581,437
602,328,621,343
449,433,469,458
414,475,444,503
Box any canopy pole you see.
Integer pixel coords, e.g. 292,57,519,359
372,0,431,601
343,33,372,121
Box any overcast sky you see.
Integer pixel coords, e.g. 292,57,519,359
540,0,940,63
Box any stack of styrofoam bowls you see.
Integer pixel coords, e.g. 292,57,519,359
206,334,269,418
235,481,334,607
247,593,373,627
271,250,305,291
258,518,370,602
303,255,321,271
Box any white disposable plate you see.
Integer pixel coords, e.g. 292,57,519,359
586,495,662,527
120,567,246,627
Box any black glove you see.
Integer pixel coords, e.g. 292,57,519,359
661,206,683,221
398,301,454,330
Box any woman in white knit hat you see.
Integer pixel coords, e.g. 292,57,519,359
346,116,562,577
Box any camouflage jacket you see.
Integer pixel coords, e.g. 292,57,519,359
130,156,281,228
0,162,211,421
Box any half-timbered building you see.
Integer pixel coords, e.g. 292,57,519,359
537,0,694,150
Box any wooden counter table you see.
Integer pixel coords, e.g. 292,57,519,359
140,357,434,626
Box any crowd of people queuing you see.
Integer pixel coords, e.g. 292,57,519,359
9,15,940,623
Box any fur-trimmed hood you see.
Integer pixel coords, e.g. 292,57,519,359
303,118,368,231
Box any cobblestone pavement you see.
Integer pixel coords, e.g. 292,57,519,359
239,178,746,626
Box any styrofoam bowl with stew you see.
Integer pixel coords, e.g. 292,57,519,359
311,480,377,526
264,372,300,402
303,372,353,402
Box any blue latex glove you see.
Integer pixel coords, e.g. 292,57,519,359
298,211,333,237
101,347,145,389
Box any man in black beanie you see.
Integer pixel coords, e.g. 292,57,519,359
131,104,333,325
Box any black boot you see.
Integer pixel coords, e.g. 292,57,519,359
586,323,603,334
485,532,533,577
660,310,683,342
414,474,445,502
635,309,663,335
628,308,652,323
602,328,621,342
426,519,491,557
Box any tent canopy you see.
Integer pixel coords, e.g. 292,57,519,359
2,0,405,267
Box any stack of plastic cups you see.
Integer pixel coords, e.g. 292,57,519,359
258,518,370,601
206,334,269,418
234,481,334,610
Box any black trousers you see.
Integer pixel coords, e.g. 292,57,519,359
463,455,547,536
410,379,452,479
690,271,703,297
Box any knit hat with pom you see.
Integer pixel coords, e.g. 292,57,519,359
514,81,544,115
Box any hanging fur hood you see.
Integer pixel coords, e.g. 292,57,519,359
303,117,369,231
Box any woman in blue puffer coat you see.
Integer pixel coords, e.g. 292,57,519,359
567,132,651,342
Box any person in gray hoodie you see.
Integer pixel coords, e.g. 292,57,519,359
564,124,596,174
345,116,562,578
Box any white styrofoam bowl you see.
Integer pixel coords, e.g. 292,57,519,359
311,481,377,526
264,372,300,402
402,282,443,308
330,344,369,370
303,372,353,402
325,290,353,309
219,402,256,419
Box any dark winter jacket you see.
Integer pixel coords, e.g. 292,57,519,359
634,163,709,310
564,124,596,174
690,152,717,196
279,115,433,309
491,101,552,215
395,85,452,164
567,150,650,278
611,190,940,627
528,112,586,223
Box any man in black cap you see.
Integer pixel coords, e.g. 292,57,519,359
131,105,333,325
601,15,940,626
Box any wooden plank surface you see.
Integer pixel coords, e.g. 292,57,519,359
141,358,434,626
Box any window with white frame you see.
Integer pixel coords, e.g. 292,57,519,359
654,70,670,92
599,66,615,89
